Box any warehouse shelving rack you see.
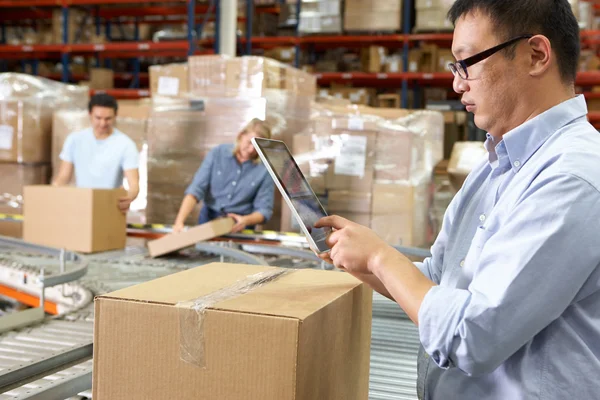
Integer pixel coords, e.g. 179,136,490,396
2,0,600,126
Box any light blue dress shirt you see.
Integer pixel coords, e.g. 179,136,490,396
60,127,139,189
185,143,274,222
415,95,600,399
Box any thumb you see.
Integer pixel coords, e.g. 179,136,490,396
315,215,349,230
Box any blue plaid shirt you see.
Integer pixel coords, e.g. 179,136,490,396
185,144,274,222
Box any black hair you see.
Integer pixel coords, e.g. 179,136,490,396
88,93,118,114
448,0,580,83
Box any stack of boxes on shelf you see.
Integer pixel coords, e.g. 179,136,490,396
414,0,455,32
0,74,88,237
146,56,317,230
344,0,403,32
298,0,343,34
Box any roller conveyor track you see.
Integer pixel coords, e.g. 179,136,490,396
0,237,422,400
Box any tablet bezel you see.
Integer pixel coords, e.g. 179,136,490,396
252,137,331,254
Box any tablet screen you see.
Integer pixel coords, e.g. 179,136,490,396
253,138,330,252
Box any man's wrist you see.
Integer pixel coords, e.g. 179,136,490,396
368,245,395,277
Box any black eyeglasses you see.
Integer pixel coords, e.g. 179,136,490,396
448,34,534,80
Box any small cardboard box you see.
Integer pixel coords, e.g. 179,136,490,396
447,141,487,192
149,63,189,97
147,218,234,258
89,68,114,90
23,186,126,253
92,263,372,400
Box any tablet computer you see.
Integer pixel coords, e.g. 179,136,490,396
252,137,331,254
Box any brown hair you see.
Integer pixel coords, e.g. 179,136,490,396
233,118,272,161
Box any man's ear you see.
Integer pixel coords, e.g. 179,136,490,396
527,35,552,78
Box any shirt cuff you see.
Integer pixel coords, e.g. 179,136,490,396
418,285,471,370
255,208,272,223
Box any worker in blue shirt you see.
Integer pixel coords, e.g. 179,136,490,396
173,118,275,233
53,93,140,214
316,1,600,399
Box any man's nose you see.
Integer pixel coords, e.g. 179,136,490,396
452,74,469,94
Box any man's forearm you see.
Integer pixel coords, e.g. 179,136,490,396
370,248,436,325
245,211,266,226
127,184,139,201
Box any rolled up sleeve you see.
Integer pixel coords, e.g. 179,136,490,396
184,147,216,202
418,172,600,376
252,173,275,222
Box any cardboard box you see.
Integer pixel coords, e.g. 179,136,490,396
361,46,386,73
334,211,371,227
89,68,114,90
415,8,454,31
371,180,431,247
344,11,402,31
92,263,372,400
148,218,234,258
0,205,22,238
328,191,372,214
437,49,455,73
149,63,189,97
0,163,51,199
23,186,127,253
447,141,487,192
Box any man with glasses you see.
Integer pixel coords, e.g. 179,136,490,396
316,0,600,398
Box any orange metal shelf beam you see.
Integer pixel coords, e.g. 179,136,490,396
90,88,149,99
0,283,58,315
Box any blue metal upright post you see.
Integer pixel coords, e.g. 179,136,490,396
401,0,412,108
132,17,140,88
245,0,253,55
32,60,39,75
187,0,196,56
294,0,302,68
215,0,220,53
105,21,112,69
95,6,101,67
61,6,70,83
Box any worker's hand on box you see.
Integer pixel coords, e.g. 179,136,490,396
172,221,185,234
227,213,248,233
315,215,392,275
118,196,133,214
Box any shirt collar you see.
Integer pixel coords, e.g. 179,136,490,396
501,95,588,172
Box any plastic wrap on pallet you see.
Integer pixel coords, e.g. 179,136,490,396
0,163,51,212
0,73,89,163
287,106,444,246
145,90,312,227
187,55,317,99
177,268,291,368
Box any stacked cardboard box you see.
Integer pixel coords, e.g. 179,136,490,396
146,57,315,230
415,0,455,32
0,74,88,236
149,63,189,98
0,164,51,238
344,0,402,31
288,108,444,247
299,0,342,34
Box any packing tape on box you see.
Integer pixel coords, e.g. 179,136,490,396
176,268,292,368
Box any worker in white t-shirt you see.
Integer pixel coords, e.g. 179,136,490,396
53,93,140,213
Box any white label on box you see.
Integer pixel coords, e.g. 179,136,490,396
348,117,364,130
349,92,361,102
281,49,292,60
409,61,418,72
0,125,14,150
157,76,180,96
334,135,367,177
